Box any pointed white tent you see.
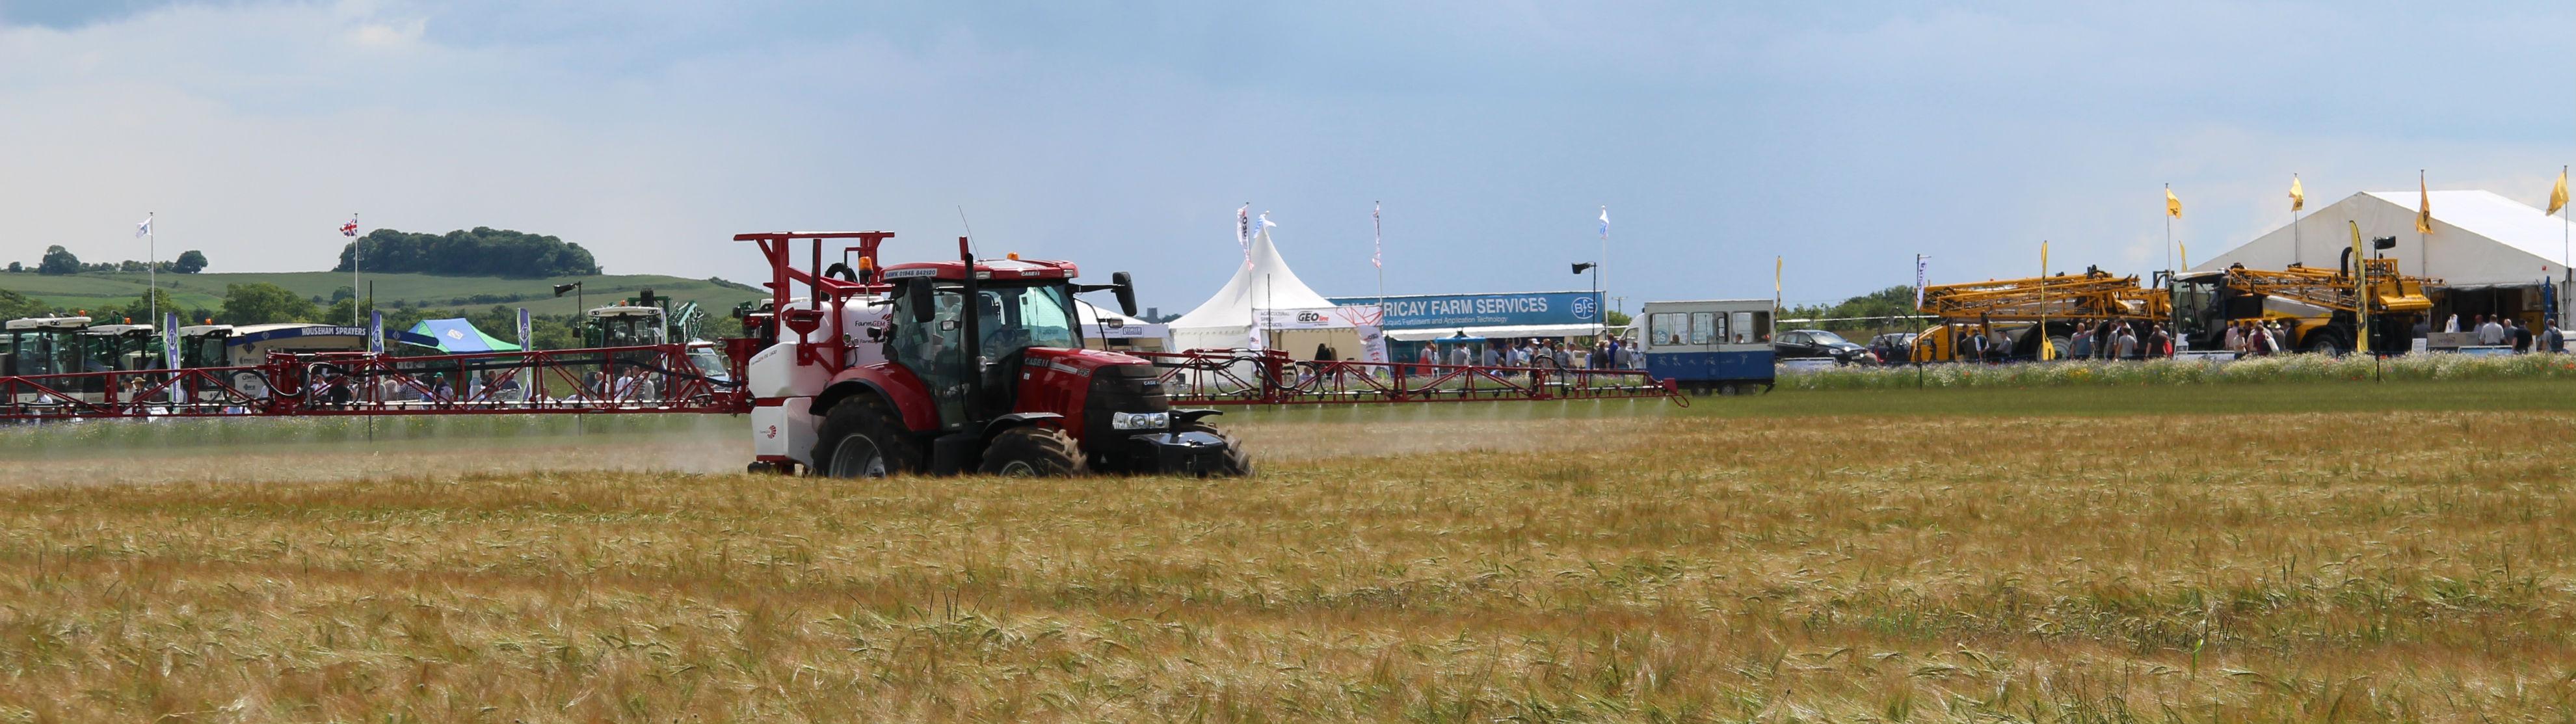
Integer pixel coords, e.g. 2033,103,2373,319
1168,227,1349,353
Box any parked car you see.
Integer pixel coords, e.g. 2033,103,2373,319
1867,332,1916,364
1774,329,1875,365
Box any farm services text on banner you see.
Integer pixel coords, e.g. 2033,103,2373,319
1327,291,1602,330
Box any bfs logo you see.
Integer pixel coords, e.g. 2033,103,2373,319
1571,296,1597,321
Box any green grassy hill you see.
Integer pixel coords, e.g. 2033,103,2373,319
0,271,764,320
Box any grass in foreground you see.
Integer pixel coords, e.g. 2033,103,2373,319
0,397,2574,721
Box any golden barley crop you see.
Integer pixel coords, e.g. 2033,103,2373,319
1,394,2573,722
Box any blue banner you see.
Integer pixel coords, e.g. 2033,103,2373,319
1327,291,1603,330
368,310,385,354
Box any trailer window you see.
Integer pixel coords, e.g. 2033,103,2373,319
1732,311,1772,343
1648,313,1687,345
1690,312,1718,345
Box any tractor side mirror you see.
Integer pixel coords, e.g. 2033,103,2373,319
907,281,935,324
1111,271,1138,317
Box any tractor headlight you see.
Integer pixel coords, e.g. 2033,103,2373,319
1111,411,1170,430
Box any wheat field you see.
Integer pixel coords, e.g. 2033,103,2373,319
1,389,2574,722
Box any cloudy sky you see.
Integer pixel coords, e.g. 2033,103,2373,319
4,1,2573,312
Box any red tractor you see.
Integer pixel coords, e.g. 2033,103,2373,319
736,231,1249,477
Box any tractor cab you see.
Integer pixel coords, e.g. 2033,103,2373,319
77,323,163,371
879,257,1089,428
585,305,670,347
3,316,92,377
177,325,236,369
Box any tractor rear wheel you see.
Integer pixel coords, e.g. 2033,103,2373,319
812,396,919,478
1173,420,1254,477
977,426,1085,477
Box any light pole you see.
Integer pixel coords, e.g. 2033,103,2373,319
553,281,583,346
1573,261,1599,346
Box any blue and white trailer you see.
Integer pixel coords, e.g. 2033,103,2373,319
1639,299,1775,395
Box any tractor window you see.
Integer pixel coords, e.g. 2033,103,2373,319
185,336,229,368
972,283,1080,358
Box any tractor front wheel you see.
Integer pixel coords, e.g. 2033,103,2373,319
978,426,1086,477
812,397,919,478
1173,420,1255,477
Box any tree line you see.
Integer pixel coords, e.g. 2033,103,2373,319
9,247,207,275
336,227,600,278
1779,285,1923,334
0,284,589,350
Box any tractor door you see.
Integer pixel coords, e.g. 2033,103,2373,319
887,281,974,429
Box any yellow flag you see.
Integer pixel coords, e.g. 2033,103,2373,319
2416,172,2433,234
2350,221,2370,355
2166,187,2182,217
2550,168,2568,217
2038,241,2054,360
1773,256,1782,294
2289,175,2305,211
2180,242,2188,269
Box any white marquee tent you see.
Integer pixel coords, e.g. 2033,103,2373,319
1166,226,1364,356
1076,300,1167,350
2196,190,2572,291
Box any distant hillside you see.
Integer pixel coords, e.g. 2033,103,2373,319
1,271,764,320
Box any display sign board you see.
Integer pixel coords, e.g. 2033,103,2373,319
1257,305,1381,330
1326,292,1600,330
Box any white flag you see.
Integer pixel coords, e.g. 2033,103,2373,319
1234,204,1252,267
1598,207,1608,239
1914,257,1928,309
135,216,152,238
1372,202,1382,269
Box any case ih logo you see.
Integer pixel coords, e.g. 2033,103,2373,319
765,425,778,439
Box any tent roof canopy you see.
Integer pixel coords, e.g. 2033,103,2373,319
1167,227,1338,330
2196,189,2571,288
2361,190,2571,266
408,319,522,353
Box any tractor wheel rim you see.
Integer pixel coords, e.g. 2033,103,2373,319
998,460,1037,477
829,436,886,477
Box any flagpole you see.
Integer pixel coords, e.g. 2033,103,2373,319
1598,206,1608,341
351,212,362,327
2291,174,2302,267
146,211,157,329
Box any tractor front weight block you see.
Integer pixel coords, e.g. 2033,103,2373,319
1126,431,1233,477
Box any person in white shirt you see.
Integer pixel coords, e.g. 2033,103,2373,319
2478,315,2509,346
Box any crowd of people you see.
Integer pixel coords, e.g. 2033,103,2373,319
2433,314,2564,354
276,365,675,409
1932,312,2569,364
1407,336,1644,372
